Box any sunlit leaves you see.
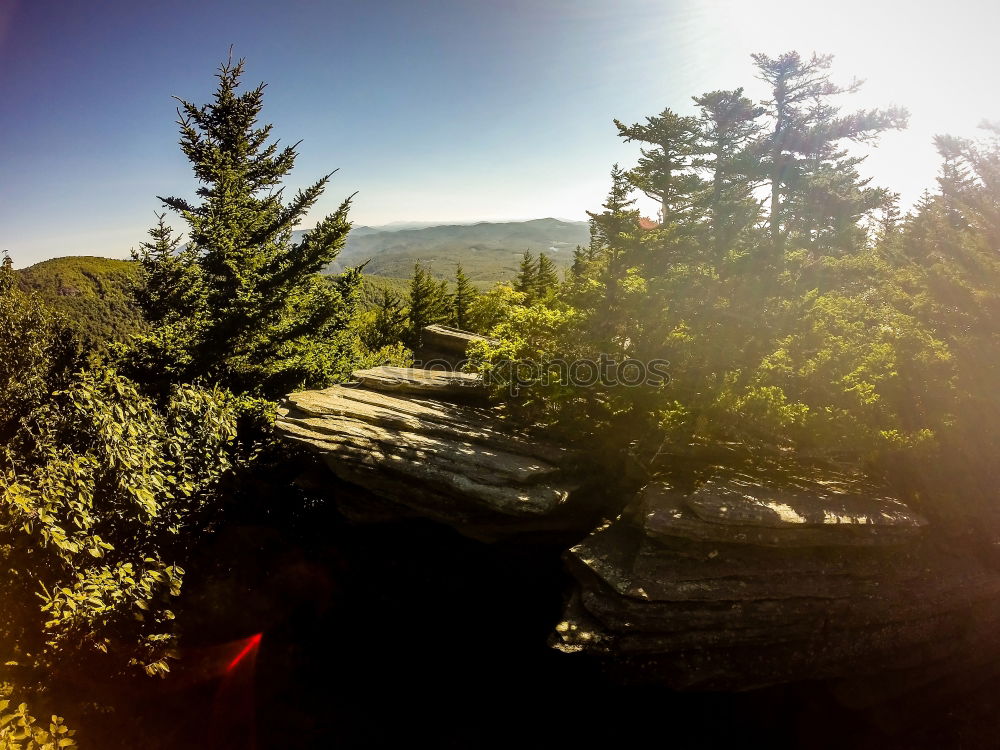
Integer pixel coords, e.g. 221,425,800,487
0,369,237,681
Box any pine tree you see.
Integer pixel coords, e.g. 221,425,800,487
570,246,588,276
514,250,537,303
452,264,478,330
534,252,559,300
363,287,408,351
614,109,703,223
587,164,640,283
566,245,594,302
128,56,360,397
752,52,907,255
585,165,642,341
132,213,191,325
691,88,764,257
407,263,449,346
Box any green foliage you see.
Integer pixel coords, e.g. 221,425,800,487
0,685,76,749
467,303,589,427
614,108,703,223
464,283,526,335
752,51,907,254
0,257,80,444
126,57,360,398
354,275,412,308
131,214,186,326
475,52,951,485
719,288,950,455
534,253,559,301
513,250,537,303
360,287,409,351
452,264,478,330
0,369,237,681
511,251,559,306
691,88,764,256
406,263,450,346
883,124,1000,519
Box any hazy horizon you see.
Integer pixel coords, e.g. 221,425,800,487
5,216,594,269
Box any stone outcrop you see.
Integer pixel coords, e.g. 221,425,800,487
351,366,486,400
414,324,498,368
420,324,497,356
552,476,1000,690
276,329,606,540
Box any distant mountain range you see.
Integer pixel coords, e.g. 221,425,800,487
303,217,590,281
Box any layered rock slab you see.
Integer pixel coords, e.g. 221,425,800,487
420,324,497,356
553,477,1000,690
276,384,598,540
351,366,486,400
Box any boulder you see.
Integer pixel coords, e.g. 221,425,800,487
643,481,925,548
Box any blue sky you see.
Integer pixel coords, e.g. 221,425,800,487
2,0,998,266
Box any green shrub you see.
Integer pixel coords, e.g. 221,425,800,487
0,369,237,682
0,684,76,749
0,257,79,444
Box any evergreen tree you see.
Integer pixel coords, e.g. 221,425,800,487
583,165,642,342
476,52,941,480
407,263,449,346
614,108,703,223
363,287,408,351
128,56,360,397
891,127,1000,520
514,250,537,303
586,164,641,285
691,88,764,257
534,252,559,300
452,264,478,330
132,213,190,325
752,52,907,255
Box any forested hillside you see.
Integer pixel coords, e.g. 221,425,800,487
16,256,144,346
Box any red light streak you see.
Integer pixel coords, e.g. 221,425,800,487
226,632,262,672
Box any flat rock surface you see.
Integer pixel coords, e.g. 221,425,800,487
276,384,588,537
351,365,485,399
686,475,926,530
642,482,925,547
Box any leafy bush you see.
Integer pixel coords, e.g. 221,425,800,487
0,257,79,444
0,685,76,749
0,369,237,683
